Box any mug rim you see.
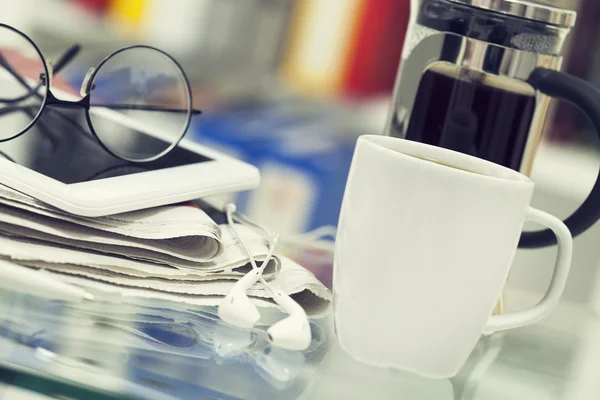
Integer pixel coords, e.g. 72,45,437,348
360,135,533,185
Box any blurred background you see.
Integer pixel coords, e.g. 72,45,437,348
0,0,599,294
5,2,600,397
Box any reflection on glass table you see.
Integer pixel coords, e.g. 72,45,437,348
0,289,330,400
2,273,600,399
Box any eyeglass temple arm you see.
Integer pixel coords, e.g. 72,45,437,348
0,104,37,117
0,44,81,104
53,44,80,74
0,104,45,144
93,104,202,115
0,105,52,148
0,103,202,118
0,104,111,150
0,102,43,118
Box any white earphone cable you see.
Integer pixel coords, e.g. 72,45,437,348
224,204,279,291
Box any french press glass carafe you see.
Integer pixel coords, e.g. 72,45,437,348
385,0,600,248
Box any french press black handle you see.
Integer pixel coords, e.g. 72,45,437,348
520,68,600,248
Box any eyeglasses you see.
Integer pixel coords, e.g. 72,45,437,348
0,24,202,163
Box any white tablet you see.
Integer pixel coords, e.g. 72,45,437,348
0,107,259,217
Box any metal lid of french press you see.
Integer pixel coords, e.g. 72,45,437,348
448,0,576,27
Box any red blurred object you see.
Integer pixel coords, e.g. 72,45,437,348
72,0,109,14
342,0,410,98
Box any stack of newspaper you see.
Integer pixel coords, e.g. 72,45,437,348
0,185,331,318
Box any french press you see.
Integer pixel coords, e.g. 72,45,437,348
385,0,600,248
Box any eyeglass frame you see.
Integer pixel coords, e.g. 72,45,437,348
0,23,202,163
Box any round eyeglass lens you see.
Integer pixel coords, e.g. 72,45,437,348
87,46,191,162
0,25,47,140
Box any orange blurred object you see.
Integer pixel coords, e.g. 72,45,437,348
282,0,364,96
282,0,410,98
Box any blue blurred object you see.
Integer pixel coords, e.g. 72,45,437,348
190,98,360,234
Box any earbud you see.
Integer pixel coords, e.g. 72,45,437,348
218,269,262,329
218,203,312,351
267,290,311,351
224,203,237,214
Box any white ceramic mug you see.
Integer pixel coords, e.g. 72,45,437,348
333,135,573,378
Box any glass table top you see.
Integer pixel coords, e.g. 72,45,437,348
1,272,599,399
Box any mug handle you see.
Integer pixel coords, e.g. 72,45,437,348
486,207,573,333
520,68,600,248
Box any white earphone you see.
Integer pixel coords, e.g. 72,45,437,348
218,203,311,351
218,240,276,329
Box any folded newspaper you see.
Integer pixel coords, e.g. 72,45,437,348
0,185,332,317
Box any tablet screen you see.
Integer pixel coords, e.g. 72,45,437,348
0,108,211,184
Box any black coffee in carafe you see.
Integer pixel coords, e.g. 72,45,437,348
405,63,537,171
